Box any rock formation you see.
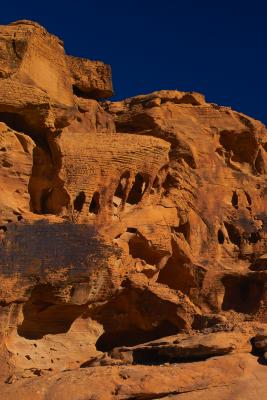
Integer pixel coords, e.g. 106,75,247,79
0,20,266,399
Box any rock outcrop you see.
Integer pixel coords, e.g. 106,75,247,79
67,55,113,99
0,20,266,399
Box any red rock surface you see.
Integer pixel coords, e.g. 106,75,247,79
0,20,266,399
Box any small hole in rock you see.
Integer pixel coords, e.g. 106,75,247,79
224,222,241,246
222,275,264,313
126,227,138,233
231,191,238,209
218,229,224,244
73,191,86,213
89,191,100,214
114,171,130,199
0,112,31,134
127,173,148,205
249,232,260,244
2,160,12,168
33,370,42,376
113,172,130,212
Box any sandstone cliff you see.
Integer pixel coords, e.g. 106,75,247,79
0,20,266,400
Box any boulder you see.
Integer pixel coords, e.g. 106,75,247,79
67,55,113,99
0,20,75,134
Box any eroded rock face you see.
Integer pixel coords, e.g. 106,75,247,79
67,55,113,99
0,122,34,223
105,90,267,316
0,20,266,399
0,20,75,135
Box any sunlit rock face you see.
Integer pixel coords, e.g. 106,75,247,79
0,19,266,400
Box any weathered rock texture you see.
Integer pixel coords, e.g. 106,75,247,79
67,55,113,99
0,20,266,400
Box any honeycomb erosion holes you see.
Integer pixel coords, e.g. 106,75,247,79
0,19,266,398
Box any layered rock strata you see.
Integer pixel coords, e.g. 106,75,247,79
0,20,266,399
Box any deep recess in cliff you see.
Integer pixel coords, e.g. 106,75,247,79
0,20,266,400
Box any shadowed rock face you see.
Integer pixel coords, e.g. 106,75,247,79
0,20,266,399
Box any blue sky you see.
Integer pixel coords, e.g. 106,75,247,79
1,0,267,124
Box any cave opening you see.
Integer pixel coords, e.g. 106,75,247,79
17,285,88,340
0,111,51,152
95,320,179,352
130,346,229,365
126,173,148,205
73,191,86,212
0,112,32,135
72,85,94,99
113,171,130,211
89,191,100,214
231,191,239,209
72,85,105,100
249,231,261,244
39,189,50,214
126,227,138,233
114,171,130,199
224,222,241,246
222,275,264,314
217,229,225,244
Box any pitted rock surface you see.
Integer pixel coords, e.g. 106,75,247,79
0,20,266,400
